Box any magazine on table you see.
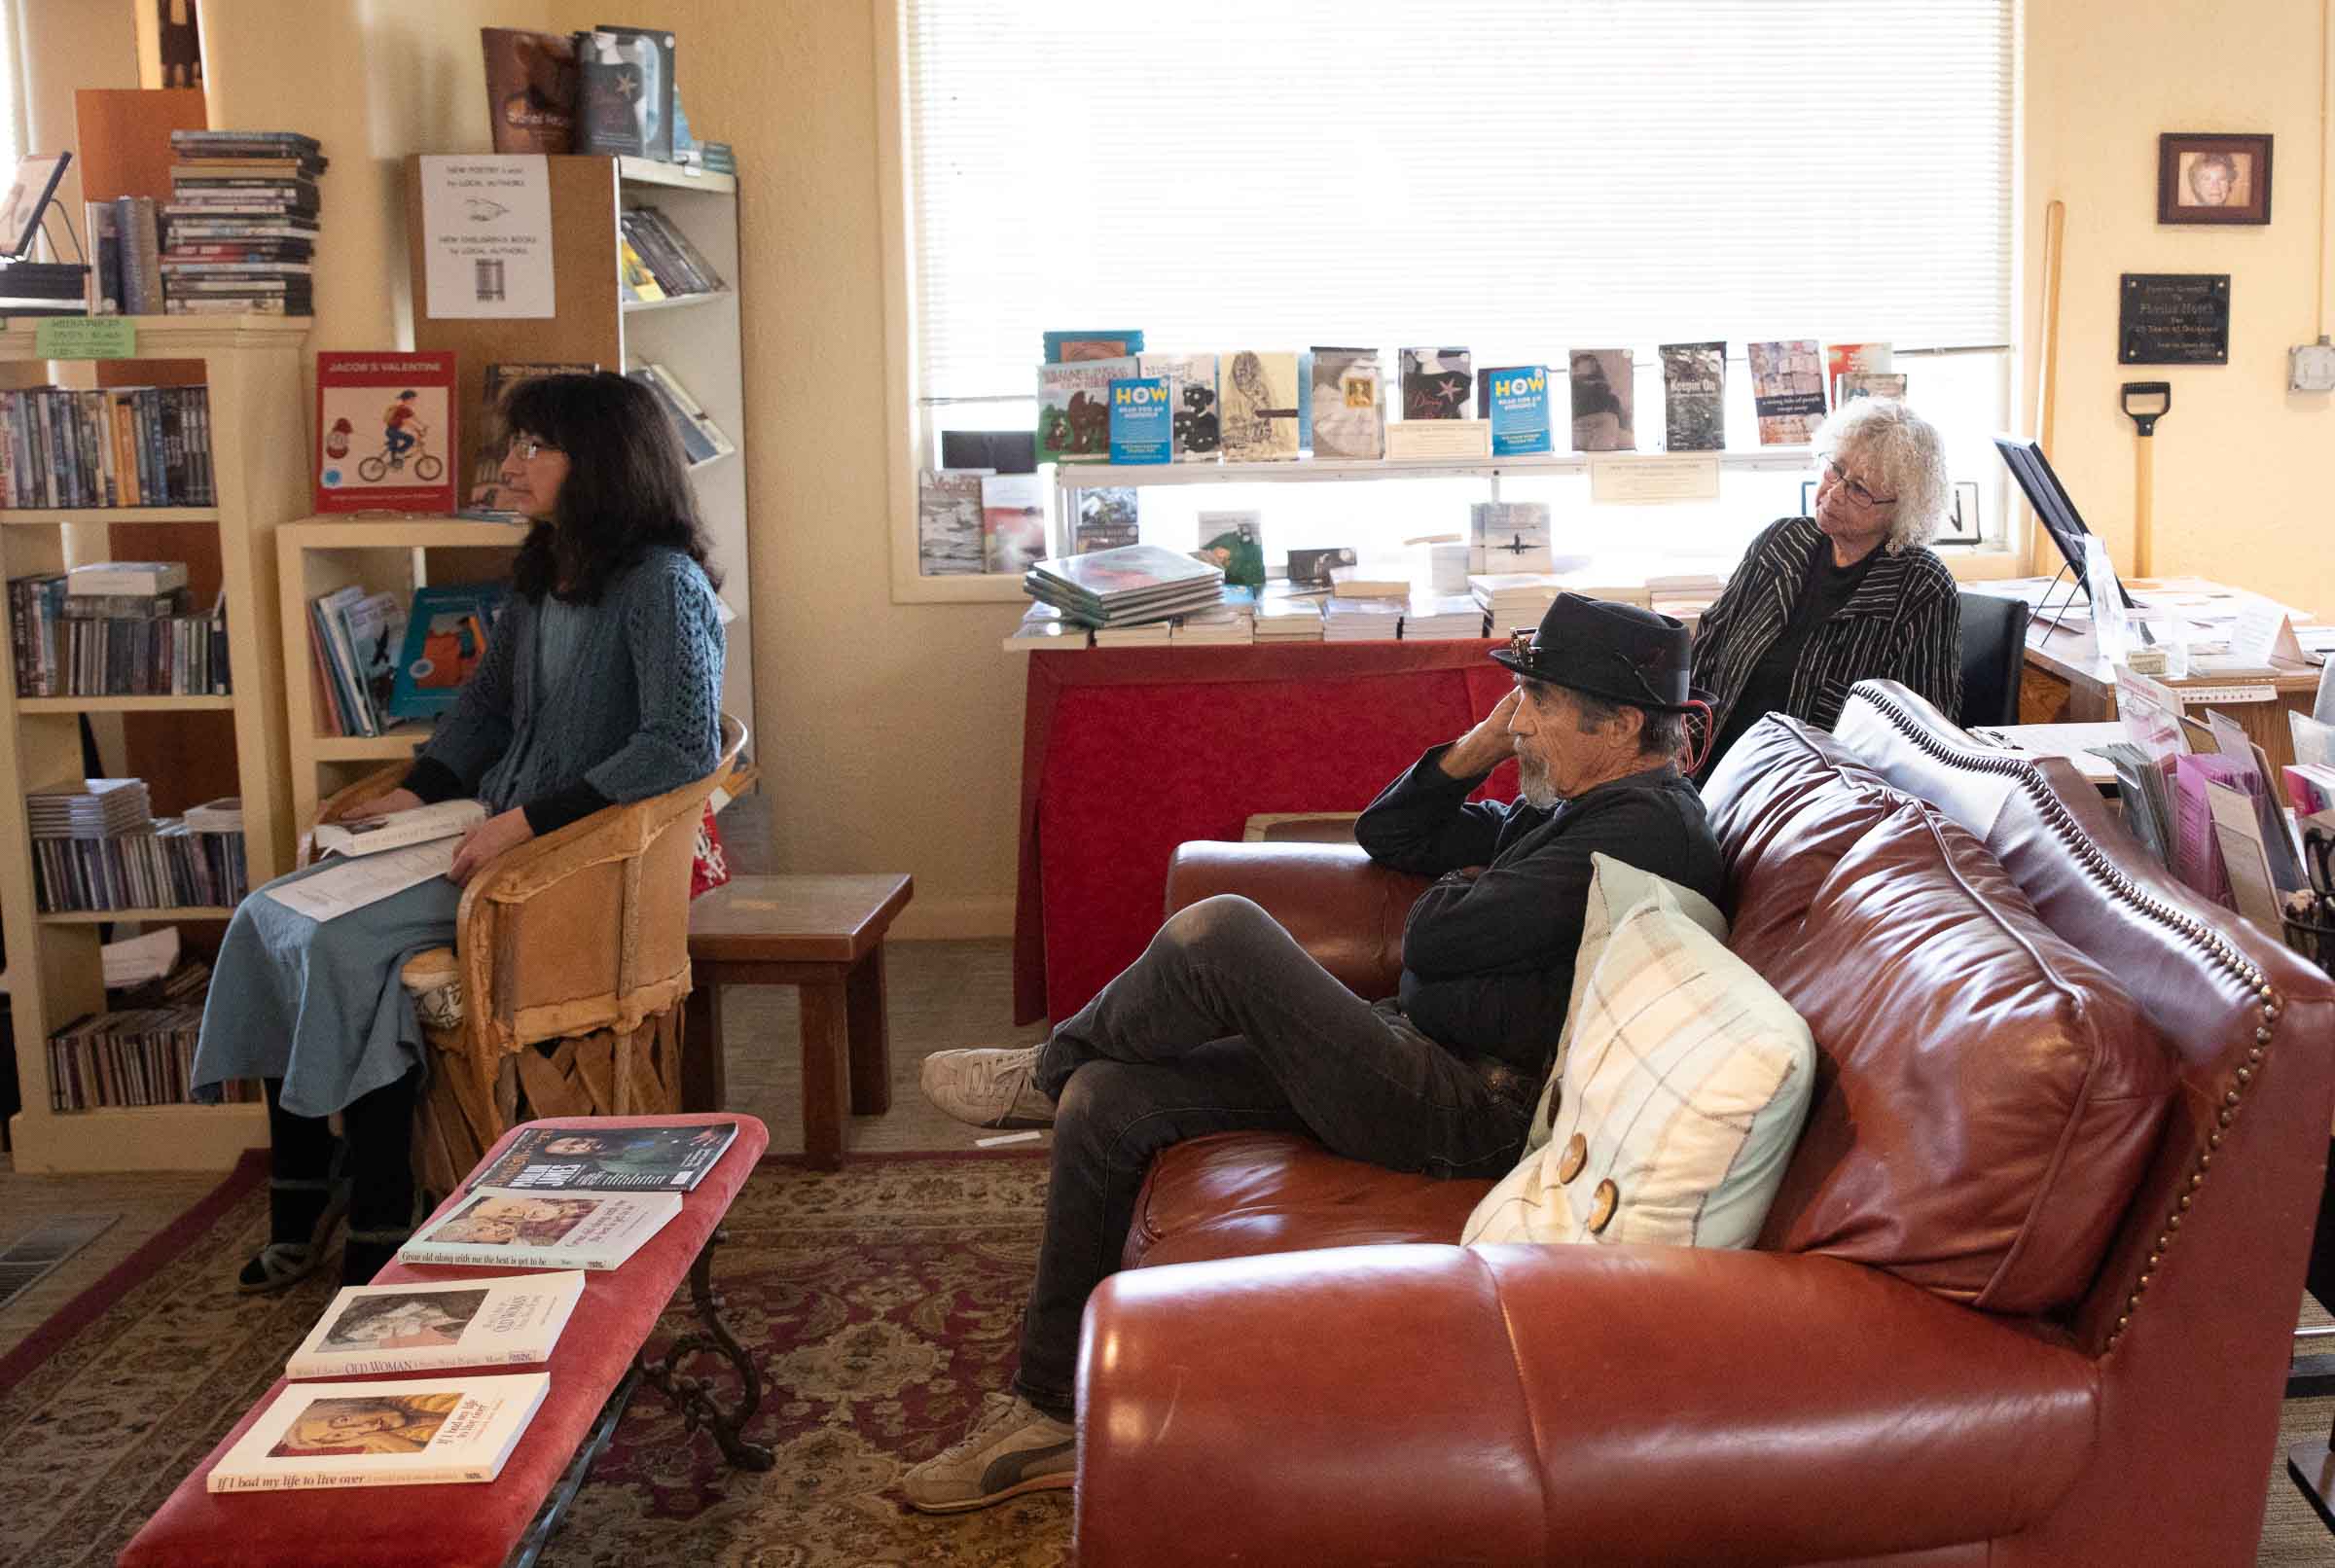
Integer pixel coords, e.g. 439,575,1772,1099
398,1188,682,1270
285,1273,586,1379
467,1122,738,1193
206,1373,550,1491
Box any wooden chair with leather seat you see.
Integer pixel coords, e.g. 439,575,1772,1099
1956,588,2032,728
306,714,747,1197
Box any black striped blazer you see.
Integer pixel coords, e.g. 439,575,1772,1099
1690,517,1962,743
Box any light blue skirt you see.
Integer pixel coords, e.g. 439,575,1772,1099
189,859,462,1118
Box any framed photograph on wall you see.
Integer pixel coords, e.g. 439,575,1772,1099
2158,133,2272,225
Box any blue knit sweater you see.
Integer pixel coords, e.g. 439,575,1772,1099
406,547,727,828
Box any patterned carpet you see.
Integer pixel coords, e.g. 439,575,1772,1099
0,1150,1068,1568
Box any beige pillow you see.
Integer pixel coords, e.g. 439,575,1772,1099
1463,854,1814,1249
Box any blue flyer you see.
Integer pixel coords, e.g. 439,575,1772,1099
1485,365,1553,456
1108,376,1172,465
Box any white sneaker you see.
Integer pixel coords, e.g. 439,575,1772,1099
919,1045,1057,1129
901,1392,1075,1513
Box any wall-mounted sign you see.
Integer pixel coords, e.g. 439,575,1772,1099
2119,273,2230,364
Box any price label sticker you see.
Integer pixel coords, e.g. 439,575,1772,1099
35,317,136,360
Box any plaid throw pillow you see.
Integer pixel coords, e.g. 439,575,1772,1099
1462,853,1814,1249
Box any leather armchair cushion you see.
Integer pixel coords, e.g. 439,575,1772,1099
1707,717,2176,1314
1125,1132,1490,1268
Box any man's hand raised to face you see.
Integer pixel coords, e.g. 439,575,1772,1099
1441,686,1523,780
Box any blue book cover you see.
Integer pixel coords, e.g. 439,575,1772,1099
1108,376,1172,465
388,583,512,721
1485,365,1553,456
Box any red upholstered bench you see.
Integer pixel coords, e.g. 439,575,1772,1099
120,1112,772,1568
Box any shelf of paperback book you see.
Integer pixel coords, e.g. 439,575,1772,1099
616,155,737,196
0,507,222,525
1051,448,1824,491
18,695,236,714
621,289,736,317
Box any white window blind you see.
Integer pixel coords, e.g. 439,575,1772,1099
900,0,2013,411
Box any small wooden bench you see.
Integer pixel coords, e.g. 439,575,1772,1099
683,873,914,1169
119,1113,771,1568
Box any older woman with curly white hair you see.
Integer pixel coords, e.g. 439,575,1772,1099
1689,398,1962,781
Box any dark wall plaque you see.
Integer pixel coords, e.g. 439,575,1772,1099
2119,272,2230,364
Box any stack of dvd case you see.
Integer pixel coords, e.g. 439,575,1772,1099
1022,544,1224,628
162,129,324,317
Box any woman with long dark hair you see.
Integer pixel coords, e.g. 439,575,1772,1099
192,372,727,1290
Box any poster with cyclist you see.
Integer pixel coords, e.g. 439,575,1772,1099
315,350,457,514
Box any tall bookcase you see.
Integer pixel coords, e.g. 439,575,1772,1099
402,155,755,735
0,314,310,1173
277,518,530,835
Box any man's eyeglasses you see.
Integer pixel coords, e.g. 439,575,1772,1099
506,436,557,460
1825,458,1897,511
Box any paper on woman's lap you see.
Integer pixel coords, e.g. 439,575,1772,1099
265,840,458,923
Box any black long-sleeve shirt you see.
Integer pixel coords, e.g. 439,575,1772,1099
1354,746,1724,1080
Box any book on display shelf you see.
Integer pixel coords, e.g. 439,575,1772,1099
1482,365,1553,456
1469,501,1555,574
1285,546,1357,592
1044,329,1145,363
981,473,1049,576
1072,486,1139,553
1218,350,1300,462
1136,352,1219,459
1747,339,1826,445
1836,372,1907,404
1194,510,1265,590
482,27,582,155
627,364,732,466
285,1273,586,1380
1401,347,1472,420
1566,349,1634,452
468,360,598,512
314,350,456,515
398,1188,682,1270
917,468,988,577
1825,341,1893,408
207,1374,549,1491
1106,376,1173,466
307,584,405,738
389,583,509,720
1309,346,1385,460
577,26,677,160
1036,357,1135,466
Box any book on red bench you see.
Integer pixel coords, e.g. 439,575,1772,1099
284,1272,586,1379
397,1189,681,1270
207,1373,549,1491
466,1121,739,1193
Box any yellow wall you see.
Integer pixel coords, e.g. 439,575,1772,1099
39,0,2335,947
2023,0,2335,612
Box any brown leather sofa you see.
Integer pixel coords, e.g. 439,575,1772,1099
1071,681,2335,1568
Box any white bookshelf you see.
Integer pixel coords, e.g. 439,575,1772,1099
0,314,311,1172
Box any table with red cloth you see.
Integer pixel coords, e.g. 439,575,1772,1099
120,1113,770,1568
1015,639,1521,1025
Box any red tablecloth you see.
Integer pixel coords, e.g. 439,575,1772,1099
119,1113,769,1568
1015,640,1519,1024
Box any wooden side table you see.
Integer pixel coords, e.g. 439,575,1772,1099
684,873,914,1169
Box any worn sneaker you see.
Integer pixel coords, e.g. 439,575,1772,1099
919,1045,1057,1129
901,1392,1076,1513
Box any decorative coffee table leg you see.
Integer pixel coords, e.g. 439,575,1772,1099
635,1229,774,1470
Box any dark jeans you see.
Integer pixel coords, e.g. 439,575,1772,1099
1011,895,1533,1419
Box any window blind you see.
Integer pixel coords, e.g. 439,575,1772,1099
899,0,2013,410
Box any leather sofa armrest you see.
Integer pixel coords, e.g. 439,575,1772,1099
1164,841,1429,1002
1075,1243,2097,1568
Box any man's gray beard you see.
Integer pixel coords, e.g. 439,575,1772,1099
1517,754,1559,809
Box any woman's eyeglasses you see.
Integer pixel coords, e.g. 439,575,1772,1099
506,436,558,460
1825,459,1897,511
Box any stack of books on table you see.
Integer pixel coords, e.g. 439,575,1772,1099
1647,568,1730,627
1323,596,1404,642
27,777,248,912
1470,573,1563,638
1094,622,1175,649
1023,544,1224,628
1169,603,1255,646
162,128,324,318
1001,601,1090,654
8,562,228,697
1400,593,1489,641
1253,595,1324,642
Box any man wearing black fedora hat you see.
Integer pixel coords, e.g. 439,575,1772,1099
904,593,1723,1515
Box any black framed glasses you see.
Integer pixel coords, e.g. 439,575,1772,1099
1825,458,1898,511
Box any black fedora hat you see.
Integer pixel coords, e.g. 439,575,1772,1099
1490,592,1695,713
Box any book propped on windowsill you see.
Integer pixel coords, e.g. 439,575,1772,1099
285,1272,586,1380
397,1188,682,1271
207,1373,549,1491
312,799,486,859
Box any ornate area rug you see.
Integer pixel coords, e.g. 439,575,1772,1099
0,1150,1067,1568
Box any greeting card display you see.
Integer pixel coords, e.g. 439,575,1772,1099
316,351,457,515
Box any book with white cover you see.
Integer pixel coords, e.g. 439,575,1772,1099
286,1273,586,1379
312,799,487,859
207,1373,549,1491
67,561,188,596
398,1188,682,1270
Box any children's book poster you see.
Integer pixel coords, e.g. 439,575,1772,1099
317,351,458,515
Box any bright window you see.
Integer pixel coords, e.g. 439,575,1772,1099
890,0,2016,585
